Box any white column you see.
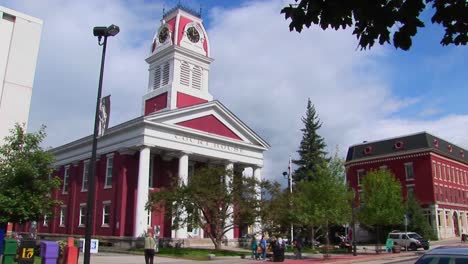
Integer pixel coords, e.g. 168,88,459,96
179,153,189,186
134,146,150,237
225,162,235,240
442,210,448,239
252,166,262,235
173,152,189,239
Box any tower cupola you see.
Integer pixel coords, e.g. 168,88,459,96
142,5,214,115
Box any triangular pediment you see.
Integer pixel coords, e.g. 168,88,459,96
144,101,269,149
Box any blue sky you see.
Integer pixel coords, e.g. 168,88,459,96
2,0,468,183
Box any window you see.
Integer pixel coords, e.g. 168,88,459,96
153,67,161,89
180,61,190,86
432,162,437,178
63,166,70,194
162,62,170,86
357,169,365,186
439,164,443,180
104,155,113,188
79,204,86,227
43,215,48,227
147,209,152,228
380,165,387,170
60,206,67,227
405,163,414,180
192,66,202,89
359,191,365,206
102,201,111,227
82,161,89,191
407,185,415,198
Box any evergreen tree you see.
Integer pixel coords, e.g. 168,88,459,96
293,98,328,182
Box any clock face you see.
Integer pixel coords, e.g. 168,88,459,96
186,27,200,43
158,27,169,43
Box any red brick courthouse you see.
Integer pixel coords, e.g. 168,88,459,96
346,132,468,240
15,6,269,242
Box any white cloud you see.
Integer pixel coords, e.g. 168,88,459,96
5,0,468,184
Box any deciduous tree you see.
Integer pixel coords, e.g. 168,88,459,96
0,124,61,225
292,155,352,247
146,166,262,250
281,0,468,50
358,169,405,242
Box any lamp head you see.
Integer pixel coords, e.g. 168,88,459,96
93,26,108,37
93,24,120,37
106,24,120,36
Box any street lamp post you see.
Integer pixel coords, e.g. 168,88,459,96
84,24,119,264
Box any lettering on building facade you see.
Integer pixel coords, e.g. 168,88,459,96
174,134,242,153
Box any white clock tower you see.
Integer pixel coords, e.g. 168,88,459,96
142,6,214,115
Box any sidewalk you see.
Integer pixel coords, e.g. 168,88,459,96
80,237,461,264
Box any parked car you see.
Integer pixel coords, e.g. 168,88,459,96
415,246,468,264
387,231,429,250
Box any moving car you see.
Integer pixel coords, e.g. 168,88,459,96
415,246,468,264
387,231,429,250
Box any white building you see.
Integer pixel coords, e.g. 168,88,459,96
0,6,42,143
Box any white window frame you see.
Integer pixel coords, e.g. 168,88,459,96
62,166,70,194
102,201,111,227
104,154,114,189
404,162,414,181
379,165,387,170
60,206,67,227
82,160,90,192
79,203,87,227
357,169,365,186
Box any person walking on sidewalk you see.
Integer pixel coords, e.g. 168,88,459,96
250,236,258,259
260,235,267,261
144,232,156,264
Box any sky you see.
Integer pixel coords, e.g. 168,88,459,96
3,0,468,183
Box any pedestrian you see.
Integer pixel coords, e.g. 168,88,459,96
260,235,267,261
293,237,303,259
277,237,285,262
144,232,156,264
250,236,258,259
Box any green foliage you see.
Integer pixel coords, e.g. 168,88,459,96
281,0,468,50
358,169,405,226
147,165,262,250
405,195,436,240
260,182,293,235
0,124,61,225
292,159,352,228
293,99,328,183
